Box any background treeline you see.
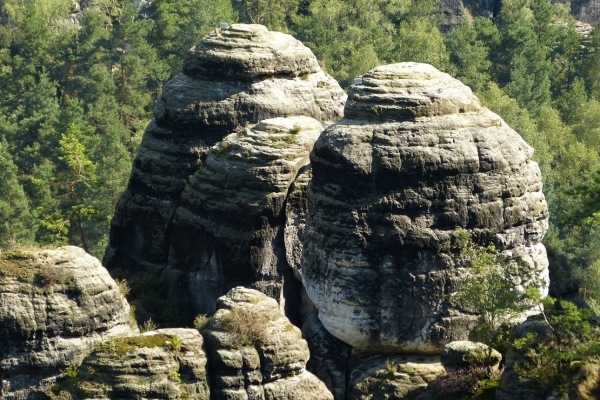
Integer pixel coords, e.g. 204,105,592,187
2,0,600,308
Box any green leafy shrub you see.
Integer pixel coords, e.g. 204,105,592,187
61,364,79,380
167,370,181,383
442,228,544,358
512,298,600,398
167,334,184,351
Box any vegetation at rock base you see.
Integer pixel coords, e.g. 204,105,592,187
1,1,600,397
510,298,600,399
422,367,502,400
442,228,544,358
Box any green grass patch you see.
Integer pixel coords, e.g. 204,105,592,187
94,333,170,356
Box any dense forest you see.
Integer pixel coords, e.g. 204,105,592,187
1,0,600,308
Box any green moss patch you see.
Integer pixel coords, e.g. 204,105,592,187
0,250,37,281
94,333,171,356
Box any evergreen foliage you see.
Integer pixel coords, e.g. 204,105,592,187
0,0,599,320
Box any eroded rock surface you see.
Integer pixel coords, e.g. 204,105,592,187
440,341,502,371
51,328,209,399
168,116,323,316
347,355,445,400
104,24,346,296
0,246,134,398
203,287,333,400
302,62,549,354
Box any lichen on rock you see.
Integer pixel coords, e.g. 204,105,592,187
302,62,549,354
0,246,134,398
203,287,333,400
50,328,210,399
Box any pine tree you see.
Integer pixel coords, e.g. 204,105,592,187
0,140,34,246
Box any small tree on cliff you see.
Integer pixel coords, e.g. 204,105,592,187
442,228,545,355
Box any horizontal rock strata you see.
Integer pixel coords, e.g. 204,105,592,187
302,62,549,354
51,328,209,399
105,24,345,282
168,116,323,316
0,246,134,398
203,287,333,400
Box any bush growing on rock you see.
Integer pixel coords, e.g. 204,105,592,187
498,298,600,399
443,228,546,356
221,307,269,347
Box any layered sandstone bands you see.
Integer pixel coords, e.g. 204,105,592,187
302,62,549,354
105,24,345,278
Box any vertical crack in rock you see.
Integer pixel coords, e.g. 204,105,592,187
169,116,324,317
302,62,549,354
103,24,346,323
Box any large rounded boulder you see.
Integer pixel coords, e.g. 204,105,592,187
302,62,549,353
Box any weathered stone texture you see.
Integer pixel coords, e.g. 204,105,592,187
440,340,502,371
104,23,346,283
347,355,446,400
302,62,549,354
203,287,333,400
0,246,134,398
50,328,209,399
168,116,323,316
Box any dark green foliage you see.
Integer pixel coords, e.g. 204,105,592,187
512,298,600,398
0,141,34,245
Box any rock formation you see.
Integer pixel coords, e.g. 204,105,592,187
104,23,345,323
302,62,549,354
50,328,209,399
347,355,445,400
168,116,323,317
0,246,134,398
203,287,333,400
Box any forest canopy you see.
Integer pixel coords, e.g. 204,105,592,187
2,0,600,309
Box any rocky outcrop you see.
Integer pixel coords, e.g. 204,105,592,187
51,328,209,399
104,24,345,281
0,246,134,398
168,116,323,317
302,62,549,354
203,287,333,400
440,341,501,371
347,355,445,400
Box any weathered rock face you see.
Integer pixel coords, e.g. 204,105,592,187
104,24,345,279
302,62,549,354
168,117,323,317
440,341,502,371
347,355,445,400
203,287,333,400
0,246,134,398
52,328,210,399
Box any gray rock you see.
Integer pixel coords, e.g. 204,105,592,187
168,117,323,316
203,287,333,400
0,246,134,399
440,341,502,371
50,328,210,399
302,62,549,354
347,354,446,400
104,24,346,311
301,303,350,400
